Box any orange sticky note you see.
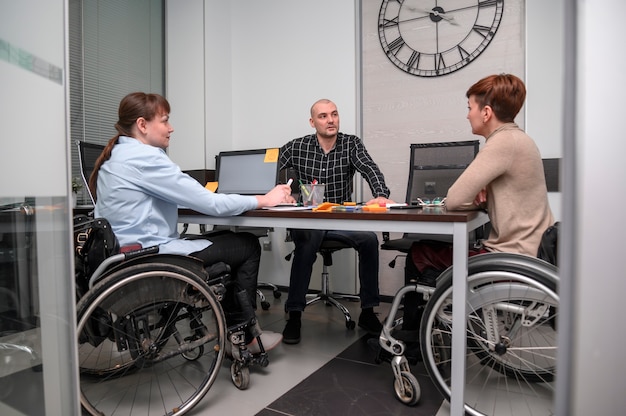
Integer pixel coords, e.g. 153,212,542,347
205,182,218,192
264,148,279,163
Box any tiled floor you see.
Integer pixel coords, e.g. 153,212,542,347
1,286,555,415
188,290,446,416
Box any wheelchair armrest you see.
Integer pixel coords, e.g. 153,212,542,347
122,245,159,260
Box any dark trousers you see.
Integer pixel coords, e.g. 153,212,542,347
402,241,489,330
189,231,261,309
284,229,380,313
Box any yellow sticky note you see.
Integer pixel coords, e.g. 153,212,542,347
205,182,218,192
264,148,279,163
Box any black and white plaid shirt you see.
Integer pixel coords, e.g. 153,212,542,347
279,133,390,203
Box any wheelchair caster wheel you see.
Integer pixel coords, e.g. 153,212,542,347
231,361,250,390
273,290,282,299
394,371,420,406
346,320,356,330
261,300,271,311
182,344,204,361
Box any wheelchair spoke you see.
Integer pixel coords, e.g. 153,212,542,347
77,264,226,415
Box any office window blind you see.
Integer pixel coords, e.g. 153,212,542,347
69,0,164,204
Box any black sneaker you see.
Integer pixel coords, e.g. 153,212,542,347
358,309,383,335
367,337,392,364
391,328,419,343
367,337,423,365
282,316,301,344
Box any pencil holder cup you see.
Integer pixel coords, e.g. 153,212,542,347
300,184,325,206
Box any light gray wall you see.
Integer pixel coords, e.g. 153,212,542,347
166,0,360,293
166,0,357,170
526,0,564,221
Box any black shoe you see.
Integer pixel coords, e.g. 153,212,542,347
367,337,392,364
358,309,383,335
367,337,423,365
404,342,422,364
391,328,419,344
282,315,301,344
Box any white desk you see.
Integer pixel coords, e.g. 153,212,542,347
179,207,490,415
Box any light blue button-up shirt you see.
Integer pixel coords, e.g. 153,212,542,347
94,136,258,255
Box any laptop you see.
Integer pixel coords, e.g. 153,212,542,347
215,148,280,195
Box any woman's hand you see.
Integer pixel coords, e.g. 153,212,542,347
256,184,295,208
474,189,487,207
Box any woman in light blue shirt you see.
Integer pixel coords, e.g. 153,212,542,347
90,92,293,349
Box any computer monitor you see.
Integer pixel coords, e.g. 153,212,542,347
215,149,280,195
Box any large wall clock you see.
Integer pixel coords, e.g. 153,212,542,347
378,0,504,77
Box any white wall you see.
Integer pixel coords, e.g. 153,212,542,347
165,0,215,171
167,0,358,169
526,0,564,220
166,0,359,293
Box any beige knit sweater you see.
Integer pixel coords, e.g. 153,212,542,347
446,123,555,256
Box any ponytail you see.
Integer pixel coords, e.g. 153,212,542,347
88,92,170,201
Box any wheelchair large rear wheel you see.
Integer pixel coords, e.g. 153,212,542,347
420,253,559,416
76,261,226,416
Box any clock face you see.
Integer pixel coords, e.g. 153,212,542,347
378,0,504,77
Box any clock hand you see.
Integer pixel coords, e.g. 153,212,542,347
407,6,459,26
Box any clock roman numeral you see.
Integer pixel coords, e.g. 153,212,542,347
473,25,493,39
434,53,446,72
478,0,500,8
386,36,405,54
457,45,470,61
381,17,399,28
406,50,421,70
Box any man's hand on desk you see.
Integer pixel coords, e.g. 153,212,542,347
365,196,396,206
256,184,297,208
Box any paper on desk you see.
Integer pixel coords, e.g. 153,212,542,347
262,205,313,211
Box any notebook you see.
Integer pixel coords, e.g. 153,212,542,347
215,148,280,195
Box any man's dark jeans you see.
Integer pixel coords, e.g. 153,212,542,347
284,229,380,312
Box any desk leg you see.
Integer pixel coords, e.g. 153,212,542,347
450,222,469,415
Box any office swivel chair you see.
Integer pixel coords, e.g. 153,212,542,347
283,214,360,330
76,140,106,207
381,141,481,266
309,238,359,329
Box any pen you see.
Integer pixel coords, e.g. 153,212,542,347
298,179,310,197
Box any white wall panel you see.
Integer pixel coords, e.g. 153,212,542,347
166,0,213,170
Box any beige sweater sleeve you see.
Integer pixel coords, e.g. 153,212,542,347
447,124,554,256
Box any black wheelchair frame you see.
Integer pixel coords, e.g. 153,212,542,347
74,216,270,416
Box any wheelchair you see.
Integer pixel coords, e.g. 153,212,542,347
74,216,270,416
378,252,559,415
